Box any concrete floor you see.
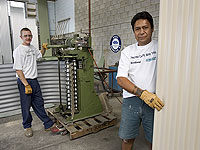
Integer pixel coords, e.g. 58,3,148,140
0,96,150,150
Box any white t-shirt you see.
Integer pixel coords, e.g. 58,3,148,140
116,40,158,98
13,44,42,79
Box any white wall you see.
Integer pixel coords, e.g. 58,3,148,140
47,1,56,35
153,0,200,149
48,0,75,35
9,2,39,50
75,0,160,67
0,0,12,64
10,6,25,49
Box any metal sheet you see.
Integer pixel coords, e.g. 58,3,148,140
0,60,67,117
153,0,200,149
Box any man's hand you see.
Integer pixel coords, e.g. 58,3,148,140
140,90,164,111
25,85,32,94
42,43,48,50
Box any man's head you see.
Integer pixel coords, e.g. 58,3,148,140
131,11,154,46
20,27,33,46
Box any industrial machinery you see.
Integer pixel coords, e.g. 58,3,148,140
47,34,104,122
46,34,117,139
45,34,117,139
47,34,117,139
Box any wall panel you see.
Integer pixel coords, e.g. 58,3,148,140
153,0,200,149
75,0,160,67
0,61,67,118
0,0,12,64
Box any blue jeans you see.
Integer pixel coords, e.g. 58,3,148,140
119,96,154,143
17,78,53,129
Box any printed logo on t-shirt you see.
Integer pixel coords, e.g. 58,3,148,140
130,51,157,64
27,49,35,57
146,56,156,62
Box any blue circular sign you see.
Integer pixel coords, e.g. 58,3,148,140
110,35,121,53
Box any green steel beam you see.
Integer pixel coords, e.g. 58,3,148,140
37,0,52,56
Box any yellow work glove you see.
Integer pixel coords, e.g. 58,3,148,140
140,90,164,111
25,85,32,94
42,43,48,50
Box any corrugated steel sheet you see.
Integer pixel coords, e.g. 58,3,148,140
0,61,67,117
153,0,200,149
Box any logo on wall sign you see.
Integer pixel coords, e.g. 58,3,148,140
110,35,121,53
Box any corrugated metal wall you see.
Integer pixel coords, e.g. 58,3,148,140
0,61,66,118
153,0,200,149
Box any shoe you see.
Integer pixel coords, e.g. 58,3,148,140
45,123,56,131
24,128,33,137
45,124,60,133
45,123,55,131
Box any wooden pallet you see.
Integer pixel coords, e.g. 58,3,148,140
47,109,117,140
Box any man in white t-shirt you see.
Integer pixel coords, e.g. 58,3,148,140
13,28,56,137
117,11,164,150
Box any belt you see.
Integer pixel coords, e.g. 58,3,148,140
26,78,37,80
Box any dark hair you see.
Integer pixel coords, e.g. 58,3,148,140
131,11,154,32
20,27,31,36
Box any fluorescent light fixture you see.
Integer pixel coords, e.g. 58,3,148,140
10,1,24,8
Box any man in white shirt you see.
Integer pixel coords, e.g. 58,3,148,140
13,28,55,137
117,11,164,150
